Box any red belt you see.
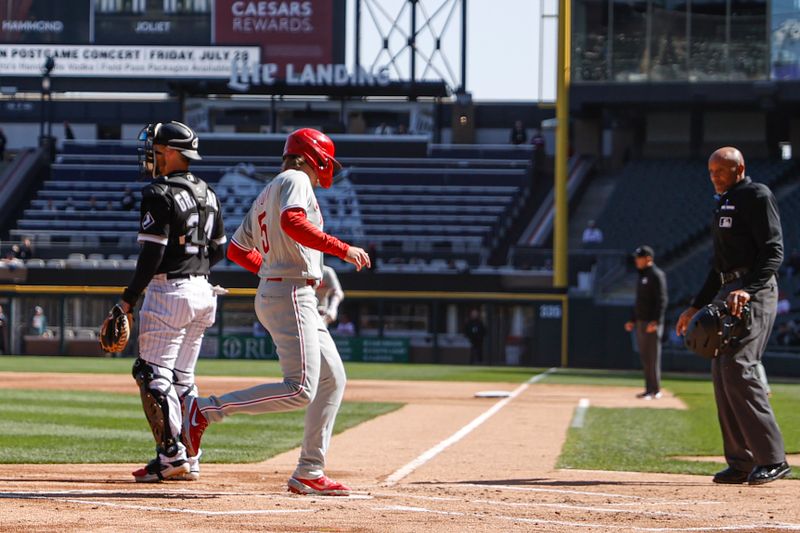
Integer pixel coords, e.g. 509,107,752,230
267,277,316,286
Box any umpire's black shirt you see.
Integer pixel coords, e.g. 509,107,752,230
692,177,783,308
634,265,668,322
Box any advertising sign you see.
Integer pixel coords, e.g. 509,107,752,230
0,0,90,44
218,334,409,362
214,0,336,71
94,0,211,45
220,334,276,359
333,337,410,363
0,44,259,78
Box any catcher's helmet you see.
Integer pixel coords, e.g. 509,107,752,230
137,121,201,178
283,128,341,188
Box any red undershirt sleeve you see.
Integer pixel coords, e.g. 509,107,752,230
280,208,349,259
227,239,263,274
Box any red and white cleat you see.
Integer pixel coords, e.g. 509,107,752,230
287,475,351,496
181,396,208,458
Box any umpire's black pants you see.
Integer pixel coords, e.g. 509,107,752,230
712,276,786,470
635,321,662,394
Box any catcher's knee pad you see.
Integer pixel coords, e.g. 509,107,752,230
132,358,179,455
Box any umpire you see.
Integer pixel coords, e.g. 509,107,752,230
676,146,790,485
624,245,667,400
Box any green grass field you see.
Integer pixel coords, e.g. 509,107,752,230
554,369,800,478
0,355,542,382
0,388,400,464
0,357,797,478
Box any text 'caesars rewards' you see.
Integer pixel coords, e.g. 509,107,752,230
229,1,314,33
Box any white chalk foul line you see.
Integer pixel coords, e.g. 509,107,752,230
374,505,464,516
570,397,591,428
0,494,316,516
0,489,253,497
384,367,557,486
371,490,693,518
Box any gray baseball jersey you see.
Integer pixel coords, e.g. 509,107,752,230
231,169,324,279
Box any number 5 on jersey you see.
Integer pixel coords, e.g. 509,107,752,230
258,210,269,253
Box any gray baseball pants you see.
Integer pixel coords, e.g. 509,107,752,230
198,278,346,480
635,321,662,394
712,276,785,470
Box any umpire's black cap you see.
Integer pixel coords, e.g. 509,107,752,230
153,121,201,160
633,245,654,258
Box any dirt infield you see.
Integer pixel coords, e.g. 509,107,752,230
0,372,797,532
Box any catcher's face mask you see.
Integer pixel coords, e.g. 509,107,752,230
684,300,752,359
137,123,159,179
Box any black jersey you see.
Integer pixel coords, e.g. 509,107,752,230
692,177,783,307
137,171,226,277
633,265,668,323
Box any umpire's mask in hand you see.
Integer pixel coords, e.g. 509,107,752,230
685,303,725,358
685,300,751,359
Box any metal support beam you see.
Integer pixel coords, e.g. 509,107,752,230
460,0,467,92
555,0,571,366
554,0,570,290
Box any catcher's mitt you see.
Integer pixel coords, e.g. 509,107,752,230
99,304,134,353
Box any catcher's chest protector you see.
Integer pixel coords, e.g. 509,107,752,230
161,174,213,251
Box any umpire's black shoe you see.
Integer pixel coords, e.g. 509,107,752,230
748,462,791,485
712,466,750,484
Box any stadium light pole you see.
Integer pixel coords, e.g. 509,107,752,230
39,56,55,145
554,0,571,366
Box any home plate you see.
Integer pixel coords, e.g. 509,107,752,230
474,390,512,398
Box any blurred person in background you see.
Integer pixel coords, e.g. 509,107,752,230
0,127,6,161
334,312,356,336
582,220,604,245
30,306,47,336
509,120,527,145
624,245,667,400
14,238,34,260
63,121,75,141
0,304,7,354
463,309,487,364
317,265,344,327
121,186,136,211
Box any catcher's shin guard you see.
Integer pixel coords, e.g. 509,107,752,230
132,358,180,455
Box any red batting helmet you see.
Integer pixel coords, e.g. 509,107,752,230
283,128,342,188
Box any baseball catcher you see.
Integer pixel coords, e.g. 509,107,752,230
99,304,134,353
121,121,226,483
